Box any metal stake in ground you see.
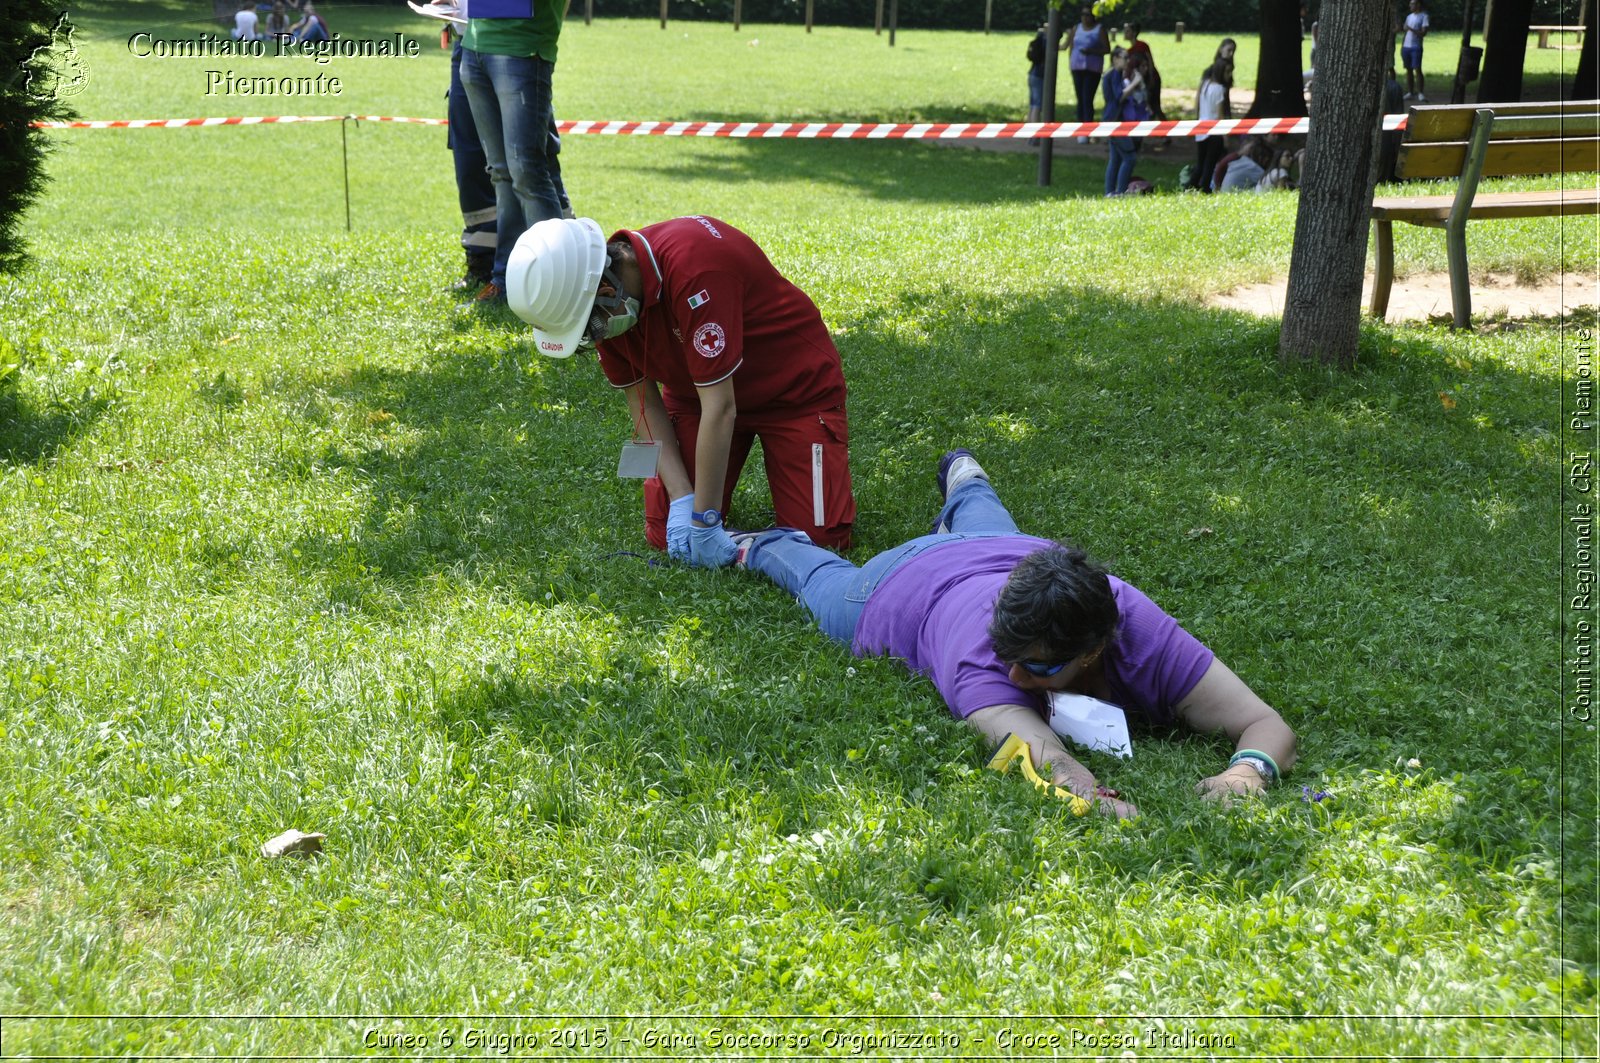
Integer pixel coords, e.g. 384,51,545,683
341,116,352,232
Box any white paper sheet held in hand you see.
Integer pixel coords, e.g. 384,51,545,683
407,1,467,24
1047,692,1134,758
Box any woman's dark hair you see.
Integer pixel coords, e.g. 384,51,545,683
988,546,1119,664
1207,59,1234,88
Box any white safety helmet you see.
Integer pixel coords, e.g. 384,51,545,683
505,216,607,358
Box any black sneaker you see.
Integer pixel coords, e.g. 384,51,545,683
933,449,986,533
936,448,986,500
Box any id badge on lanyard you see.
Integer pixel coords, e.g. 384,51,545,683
466,0,535,15
617,441,660,479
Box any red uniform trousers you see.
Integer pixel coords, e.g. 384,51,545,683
643,404,855,551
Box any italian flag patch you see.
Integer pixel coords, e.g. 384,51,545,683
687,290,710,310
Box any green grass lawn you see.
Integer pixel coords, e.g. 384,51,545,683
2,2,1595,1057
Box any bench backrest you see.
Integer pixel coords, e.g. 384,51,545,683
1397,99,1600,179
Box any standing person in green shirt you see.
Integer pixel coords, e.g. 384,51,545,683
459,0,567,303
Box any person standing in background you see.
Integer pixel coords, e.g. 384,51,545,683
459,0,567,304
1401,0,1429,100
1122,21,1163,119
1188,59,1231,192
444,16,499,293
1103,48,1150,196
1025,21,1061,133
1067,6,1109,143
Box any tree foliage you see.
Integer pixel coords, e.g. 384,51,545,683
579,0,1566,33
1,3,78,276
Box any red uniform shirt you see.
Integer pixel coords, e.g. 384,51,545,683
596,216,847,416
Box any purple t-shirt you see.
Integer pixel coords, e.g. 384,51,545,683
852,536,1214,726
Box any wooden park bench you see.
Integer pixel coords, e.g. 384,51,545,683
1369,99,1600,328
1529,24,1585,48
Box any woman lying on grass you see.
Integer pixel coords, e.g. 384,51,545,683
733,450,1297,818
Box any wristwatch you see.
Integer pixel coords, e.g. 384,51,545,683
692,508,722,527
1232,754,1273,781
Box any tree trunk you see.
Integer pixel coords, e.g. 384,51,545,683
1479,0,1534,101
1573,0,1596,101
1278,0,1394,367
1247,0,1309,117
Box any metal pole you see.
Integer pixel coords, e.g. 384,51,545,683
659,0,667,29
341,116,352,232
733,0,741,31
805,0,813,32
874,0,883,34
888,0,897,45
985,0,993,34
585,0,592,26
1037,7,1061,185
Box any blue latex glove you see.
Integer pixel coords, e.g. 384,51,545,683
687,522,740,569
666,494,694,562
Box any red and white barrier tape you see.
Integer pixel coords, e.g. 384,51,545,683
34,115,1410,135
31,114,441,129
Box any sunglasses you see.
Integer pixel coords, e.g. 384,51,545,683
1017,659,1069,677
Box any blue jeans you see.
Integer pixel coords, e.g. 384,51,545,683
449,42,497,272
744,478,1021,646
460,48,565,288
1105,136,1138,195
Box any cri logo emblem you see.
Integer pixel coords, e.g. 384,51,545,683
693,322,726,358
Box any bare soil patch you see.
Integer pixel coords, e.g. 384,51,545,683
1207,270,1600,323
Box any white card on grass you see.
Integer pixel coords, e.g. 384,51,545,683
1047,692,1133,759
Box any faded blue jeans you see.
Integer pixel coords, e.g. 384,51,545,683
1105,136,1138,195
459,48,565,288
743,477,1021,646
449,41,497,274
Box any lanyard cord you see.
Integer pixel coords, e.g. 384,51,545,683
627,327,654,444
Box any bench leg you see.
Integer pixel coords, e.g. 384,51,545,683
1370,219,1394,320
1446,215,1472,329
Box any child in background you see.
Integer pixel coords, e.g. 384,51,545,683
231,0,261,40
1025,22,1061,145
1122,22,1164,119
1189,59,1231,191
263,1,291,38
1402,0,1430,100
1104,48,1150,196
